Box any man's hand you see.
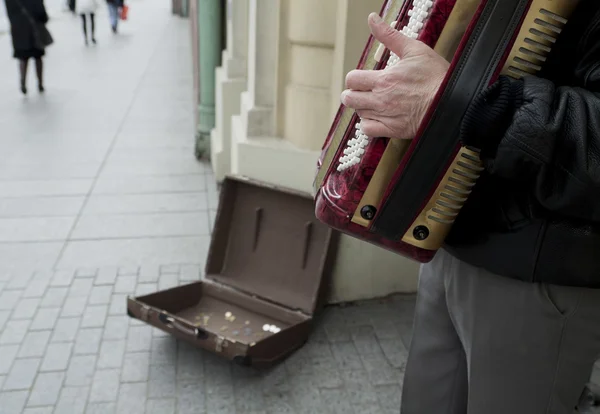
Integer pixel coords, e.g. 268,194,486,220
341,12,450,140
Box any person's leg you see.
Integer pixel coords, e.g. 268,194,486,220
108,4,118,32
19,58,28,94
81,13,88,44
445,253,600,414
34,57,43,92
90,13,96,43
400,250,468,414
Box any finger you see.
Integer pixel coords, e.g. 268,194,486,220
345,69,377,91
341,90,381,111
355,109,379,119
360,118,394,138
368,12,414,59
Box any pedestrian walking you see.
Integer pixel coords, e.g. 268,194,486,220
106,0,123,33
77,0,98,45
4,0,51,94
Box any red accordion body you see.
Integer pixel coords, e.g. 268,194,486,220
313,0,580,262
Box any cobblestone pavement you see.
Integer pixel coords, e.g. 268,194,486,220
0,265,416,414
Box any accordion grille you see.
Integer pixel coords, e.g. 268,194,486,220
503,1,579,79
427,149,482,225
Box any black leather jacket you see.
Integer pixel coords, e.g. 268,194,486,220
445,0,600,288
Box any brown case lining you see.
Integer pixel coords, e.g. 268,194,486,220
206,175,334,315
127,175,337,366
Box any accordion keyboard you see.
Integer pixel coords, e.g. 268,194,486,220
337,0,435,173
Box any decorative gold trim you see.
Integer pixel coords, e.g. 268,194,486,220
500,0,580,79
433,0,481,61
400,147,482,250
351,139,411,227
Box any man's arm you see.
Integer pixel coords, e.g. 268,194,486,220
460,23,600,222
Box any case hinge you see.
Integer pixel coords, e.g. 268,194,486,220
140,305,151,321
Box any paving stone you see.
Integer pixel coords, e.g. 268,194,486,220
81,305,108,328
22,272,52,299
60,296,87,318
53,386,89,414
89,286,113,305
50,270,75,288
158,274,178,291
6,271,33,290
65,355,97,387
150,336,177,367
23,407,54,414
97,339,126,369
0,319,31,345
87,402,116,414
26,371,65,407
40,342,73,372
11,297,41,320
89,369,121,403
75,268,98,278
121,352,150,382
118,266,140,276
0,344,19,375
109,293,129,316
138,265,160,283
135,283,158,297
114,276,137,294
146,398,176,414
332,341,365,371
179,264,202,282
160,264,180,275
0,290,22,311
177,342,204,381
73,328,103,355
51,318,80,343
39,287,68,308
18,331,51,358
30,308,61,331
0,390,29,414
95,267,118,286
3,358,41,391
0,310,9,331
115,382,147,414
148,363,176,399
126,325,152,353
68,279,94,298
177,381,206,414
103,315,129,340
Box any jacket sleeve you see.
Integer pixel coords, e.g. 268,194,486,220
459,22,600,225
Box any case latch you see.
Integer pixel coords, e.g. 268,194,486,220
215,336,229,353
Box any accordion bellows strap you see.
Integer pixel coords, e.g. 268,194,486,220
313,0,581,262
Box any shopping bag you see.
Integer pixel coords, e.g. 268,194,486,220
120,4,129,20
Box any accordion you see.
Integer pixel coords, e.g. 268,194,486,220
313,0,580,262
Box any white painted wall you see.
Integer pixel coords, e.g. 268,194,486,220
211,0,420,303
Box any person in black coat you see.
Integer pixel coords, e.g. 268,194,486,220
4,0,49,94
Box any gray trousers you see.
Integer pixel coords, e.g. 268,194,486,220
400,249,600,414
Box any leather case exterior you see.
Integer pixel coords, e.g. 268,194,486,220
127,175,337,367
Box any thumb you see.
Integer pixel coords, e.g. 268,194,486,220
368,12,414,59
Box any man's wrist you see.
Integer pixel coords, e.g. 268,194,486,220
460,75,524,159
